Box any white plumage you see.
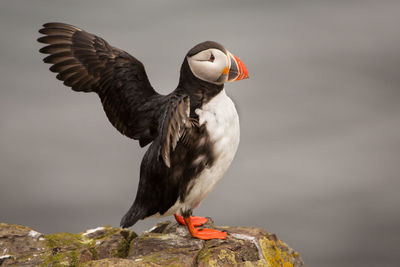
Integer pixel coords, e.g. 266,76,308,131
164,89,240,216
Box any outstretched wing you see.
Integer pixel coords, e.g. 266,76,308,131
38,22,195,165
38,22,163,147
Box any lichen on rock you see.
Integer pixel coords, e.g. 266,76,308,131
0,220,303,266
0,223,136,266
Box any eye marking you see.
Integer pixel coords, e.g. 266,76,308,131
209,53,215,62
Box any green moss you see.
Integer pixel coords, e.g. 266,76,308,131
112,231,137,258
88,226,120,240
41,252,69,266
69,250,79,267
0,223,31,231
39,232,83,266
45,232,84,249
41,232,100,266
197,245,213,263
88,241,98,260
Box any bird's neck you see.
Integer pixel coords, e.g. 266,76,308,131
177,59,224,117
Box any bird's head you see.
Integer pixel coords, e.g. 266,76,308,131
180,41,249,86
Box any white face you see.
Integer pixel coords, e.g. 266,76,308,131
187,48,230,84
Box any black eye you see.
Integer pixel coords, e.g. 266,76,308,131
209,53,215,62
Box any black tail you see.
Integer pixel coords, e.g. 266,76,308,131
120,203,146,228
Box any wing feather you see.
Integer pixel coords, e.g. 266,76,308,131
38,22,161,146
159,95,192,167
39,22,195,166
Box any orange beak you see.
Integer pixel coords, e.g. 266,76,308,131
227,52,249,82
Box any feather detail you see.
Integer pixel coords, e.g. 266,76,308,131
159,95,192,168
38,22,164,146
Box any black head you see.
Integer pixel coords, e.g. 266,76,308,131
177,41,249,109
179,41,248,87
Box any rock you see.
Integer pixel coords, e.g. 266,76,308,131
0,223,46,266
0,220,303,266
0,223,135,266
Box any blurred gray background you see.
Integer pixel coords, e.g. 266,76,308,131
1,0,400,266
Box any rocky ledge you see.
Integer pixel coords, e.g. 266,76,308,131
0,220,303,266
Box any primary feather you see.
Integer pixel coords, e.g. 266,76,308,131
38,22,191,164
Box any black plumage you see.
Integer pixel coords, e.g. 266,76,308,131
38,23,230,228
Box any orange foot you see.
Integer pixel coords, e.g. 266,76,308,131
184,216,227,240
174,214,208,227
190,227,228,240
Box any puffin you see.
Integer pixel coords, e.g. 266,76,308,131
38,22,249,240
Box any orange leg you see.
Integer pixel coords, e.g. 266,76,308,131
174,214,208,227
183,216,227,240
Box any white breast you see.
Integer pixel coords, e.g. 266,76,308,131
163,89,240,216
